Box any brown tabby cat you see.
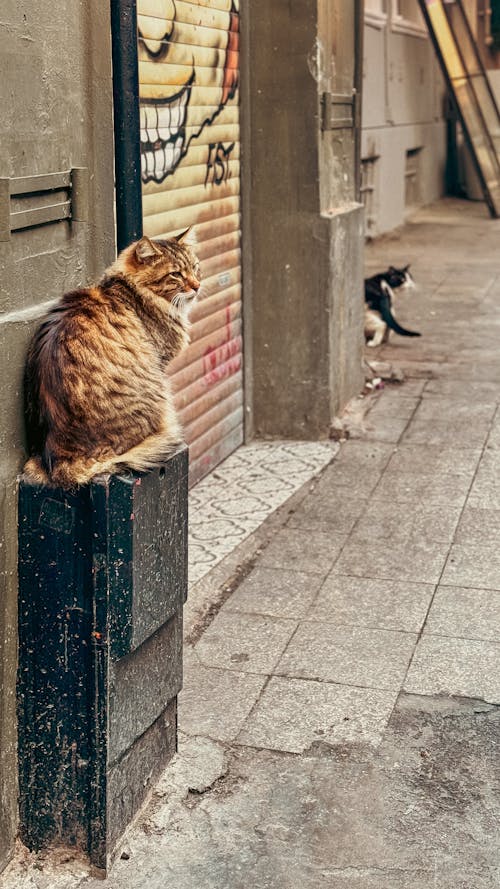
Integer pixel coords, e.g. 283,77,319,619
24,230,200,488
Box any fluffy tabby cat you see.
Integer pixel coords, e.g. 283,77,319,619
24,231,200,488
364,264,420,347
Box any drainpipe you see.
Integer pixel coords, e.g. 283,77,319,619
110,0,143,252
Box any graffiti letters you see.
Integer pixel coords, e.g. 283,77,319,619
205,142,235,187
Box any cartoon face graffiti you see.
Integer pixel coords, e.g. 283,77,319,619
138,0,239,185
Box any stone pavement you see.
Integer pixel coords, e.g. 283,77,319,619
4,197,500,888
187,441,338,586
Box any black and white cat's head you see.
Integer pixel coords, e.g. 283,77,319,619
385,265,415,291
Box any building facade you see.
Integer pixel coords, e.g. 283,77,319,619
361,0,447,236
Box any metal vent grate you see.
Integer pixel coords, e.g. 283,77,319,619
0,168,88,241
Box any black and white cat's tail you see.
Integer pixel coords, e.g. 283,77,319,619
379,290,421,338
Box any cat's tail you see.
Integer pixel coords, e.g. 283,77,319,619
106,429,184,476
23,429,184,489
24,453,108,488
23,456,50,484
379,292,421,338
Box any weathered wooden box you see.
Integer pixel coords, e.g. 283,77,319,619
17,447,188,871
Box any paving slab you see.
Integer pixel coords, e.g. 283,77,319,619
411,397,496,423
442,543,500,589
287,490,369,534
276,623,417,690
351,500,461,544
425,585,500,643
309,575,434,633
384,443,481,476
222,567,324,619
404,634,500,702
258,527,346,574
193,611,297,675
367,395,420,420
424,378,500,400
237,676,397,754
361,416,410,443
454,506,500,545
403,417,491,448
486,413,500,449
467,481,500,509
333,537,449,583
313,441,395,493
372,470,471,506
179,655,267,743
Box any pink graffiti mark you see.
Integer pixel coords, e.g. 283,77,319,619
203,306,242,386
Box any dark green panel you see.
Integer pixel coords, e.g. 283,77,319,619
17,449,187,871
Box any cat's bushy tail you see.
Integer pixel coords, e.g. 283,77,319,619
23,427,184,489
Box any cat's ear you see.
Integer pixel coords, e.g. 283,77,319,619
174,226,195,245
135,237,162,262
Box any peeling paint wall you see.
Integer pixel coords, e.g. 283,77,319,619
0,1,115,870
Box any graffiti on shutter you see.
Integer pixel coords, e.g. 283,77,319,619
138,0,242,484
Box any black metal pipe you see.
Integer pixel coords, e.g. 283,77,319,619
110,0,143,252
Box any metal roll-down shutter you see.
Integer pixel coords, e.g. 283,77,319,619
138,0,243,485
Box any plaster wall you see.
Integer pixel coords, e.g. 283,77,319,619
362,17,447,237
0,1,115,869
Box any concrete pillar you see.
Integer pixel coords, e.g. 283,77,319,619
241,0,365,441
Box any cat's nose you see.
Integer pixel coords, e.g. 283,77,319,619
185,276,200,292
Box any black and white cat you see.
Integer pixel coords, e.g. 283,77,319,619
364,265,421,347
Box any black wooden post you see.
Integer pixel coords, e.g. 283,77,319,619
18,448,188,872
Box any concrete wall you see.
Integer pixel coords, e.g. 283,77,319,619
362,6,447,237
0,1,115,870
241,0,364,440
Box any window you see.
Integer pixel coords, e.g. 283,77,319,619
391,0,427,36
405,147,423,208
365,0,387,28
360,154,379,234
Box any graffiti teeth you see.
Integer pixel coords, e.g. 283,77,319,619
157,103,173,131
164,143,175,171
140,80,191,182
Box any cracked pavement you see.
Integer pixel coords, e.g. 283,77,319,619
4,198,500,888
